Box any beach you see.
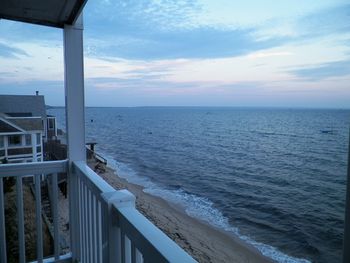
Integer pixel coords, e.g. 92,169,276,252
88,160,272,263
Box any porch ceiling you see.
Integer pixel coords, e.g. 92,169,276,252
0,0,87,28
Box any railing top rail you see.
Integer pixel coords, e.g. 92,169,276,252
0,160,68,177
117,206,197,263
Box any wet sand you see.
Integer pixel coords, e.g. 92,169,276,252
88,160,273,263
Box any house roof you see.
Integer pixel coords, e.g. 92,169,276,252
0,116,43,133
10,118,43,131
0,95,46,119
0,119,22,133
0,0,87,28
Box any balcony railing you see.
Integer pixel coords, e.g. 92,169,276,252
0,160,196,263
0,160,68,263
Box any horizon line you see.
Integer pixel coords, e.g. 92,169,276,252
46,105,350,110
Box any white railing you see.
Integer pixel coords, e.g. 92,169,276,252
0,160,196,263
0,160,69,263
73,161,196,263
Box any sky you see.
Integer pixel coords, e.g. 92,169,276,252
0,0,349,108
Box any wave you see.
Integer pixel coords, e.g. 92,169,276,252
103,153,311,263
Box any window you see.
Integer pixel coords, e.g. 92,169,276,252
0,136,4,148
25,134,32,146
36,133,41,145
8,135,21,146
48,118,55,130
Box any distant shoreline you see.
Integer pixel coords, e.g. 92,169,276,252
46,105,350,110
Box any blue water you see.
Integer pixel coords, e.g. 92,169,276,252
49,107,349,263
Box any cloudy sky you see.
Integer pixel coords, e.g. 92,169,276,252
0,0,349,107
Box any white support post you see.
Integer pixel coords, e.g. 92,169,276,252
64,14,86,163
64,13,85,261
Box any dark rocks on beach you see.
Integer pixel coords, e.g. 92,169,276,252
94,162,106,173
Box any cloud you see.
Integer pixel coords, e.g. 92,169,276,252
0,79,63,89
86,75,263,94
86,27,289,60
83,0,291,60
0,71,17,78
85,76,350,108
297,4,350,38
83,1,350,60
287,59,350,80
0,20,61,43
1,0,348,61
85,0,202,31
255,4,350,41
247,51,293,59
0,43,28,58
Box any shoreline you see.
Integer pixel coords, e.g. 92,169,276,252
88,160,273,263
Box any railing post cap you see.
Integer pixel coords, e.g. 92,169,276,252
102,189,136,208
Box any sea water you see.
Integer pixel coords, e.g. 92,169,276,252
49,107,349,263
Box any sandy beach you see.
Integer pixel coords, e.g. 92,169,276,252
88,160,273,263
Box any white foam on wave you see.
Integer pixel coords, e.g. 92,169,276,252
104,154,156,189
103,154,311,263
145,188,311,263
144,187,240,234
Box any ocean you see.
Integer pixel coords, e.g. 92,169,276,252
48,107,349,263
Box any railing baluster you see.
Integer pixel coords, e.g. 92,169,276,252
103,201,110,262
135,249,143,263
87,189,92,263
52,173,60,259
131,242,136,263
84,183,89,262
117,225,122,263
74,171,81,259
97,201,102,262
82,182,87,262
16,176,25,263
78,177,83,262
121,230,126,263
125,235,131,263
35,174,43,262
90,190,94,262
0,178,7,263
93,195,97,263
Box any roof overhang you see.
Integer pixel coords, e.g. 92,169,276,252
0,0,87,28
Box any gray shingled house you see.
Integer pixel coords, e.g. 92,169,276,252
0,94,57,163
0,113,43,163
